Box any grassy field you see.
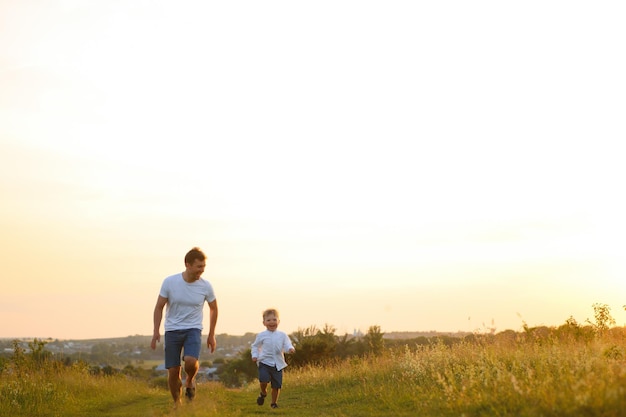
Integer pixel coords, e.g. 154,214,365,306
3,328,626,417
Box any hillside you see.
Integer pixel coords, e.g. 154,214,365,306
2,326,626,416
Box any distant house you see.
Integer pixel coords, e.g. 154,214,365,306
200,366,219,381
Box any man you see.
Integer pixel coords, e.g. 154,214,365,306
151,247,218,406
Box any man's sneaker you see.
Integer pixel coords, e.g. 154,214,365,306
185,387,196,401
257,392,267,405
271,403,279,409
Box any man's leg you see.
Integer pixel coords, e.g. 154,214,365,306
182,329,202,401
167,366,183,404
164,331,185,405
184,355,199,389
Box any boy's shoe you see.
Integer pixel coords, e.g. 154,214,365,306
271,403,279,409
185,387,196,401
257,392,267,405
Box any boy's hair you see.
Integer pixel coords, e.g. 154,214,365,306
184,247,206,265
262,308,279,319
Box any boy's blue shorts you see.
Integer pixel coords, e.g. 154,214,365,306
258,362,283,389
164,328,202,369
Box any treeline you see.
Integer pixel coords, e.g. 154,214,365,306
216,324,474,387
217,324,387,387
216,303,622,387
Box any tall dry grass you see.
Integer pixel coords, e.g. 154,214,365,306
3,327,626,416
281,328,626,416
0,348,164,417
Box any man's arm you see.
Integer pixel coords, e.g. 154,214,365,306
150,296,168,350
206,299,218,352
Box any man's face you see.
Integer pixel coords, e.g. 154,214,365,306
263,314,279,331
185,259,206,280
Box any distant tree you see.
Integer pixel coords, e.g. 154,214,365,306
335,334,361,358
587,303,616,334
101,364,116,376
122,364,139,378
216,348,257,388
29,338,52,364
290,325,337,367
62,356,73,367
0,356,7,375
493,329,519,346
363,325,384,355
90,342,118,365
11,340,26,363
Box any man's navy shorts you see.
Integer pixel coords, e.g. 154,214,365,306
164,328,202,369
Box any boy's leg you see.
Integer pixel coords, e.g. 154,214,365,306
271,387,280,405
257,363,270,405
270,366,283,406
257,382,268,405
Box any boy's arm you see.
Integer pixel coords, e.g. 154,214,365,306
251,333,261,361
284,333,295,353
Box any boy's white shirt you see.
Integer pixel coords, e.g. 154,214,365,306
251,329,294,371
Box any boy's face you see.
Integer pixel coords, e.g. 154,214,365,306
263,314,279,331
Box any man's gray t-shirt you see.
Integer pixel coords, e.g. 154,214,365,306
159,273,216,331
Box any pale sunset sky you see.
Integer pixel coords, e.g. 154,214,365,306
1,1,625,340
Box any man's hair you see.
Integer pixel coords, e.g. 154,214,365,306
184,247,206,265
262,308,279,319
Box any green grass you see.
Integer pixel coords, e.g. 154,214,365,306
3,331,626,416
